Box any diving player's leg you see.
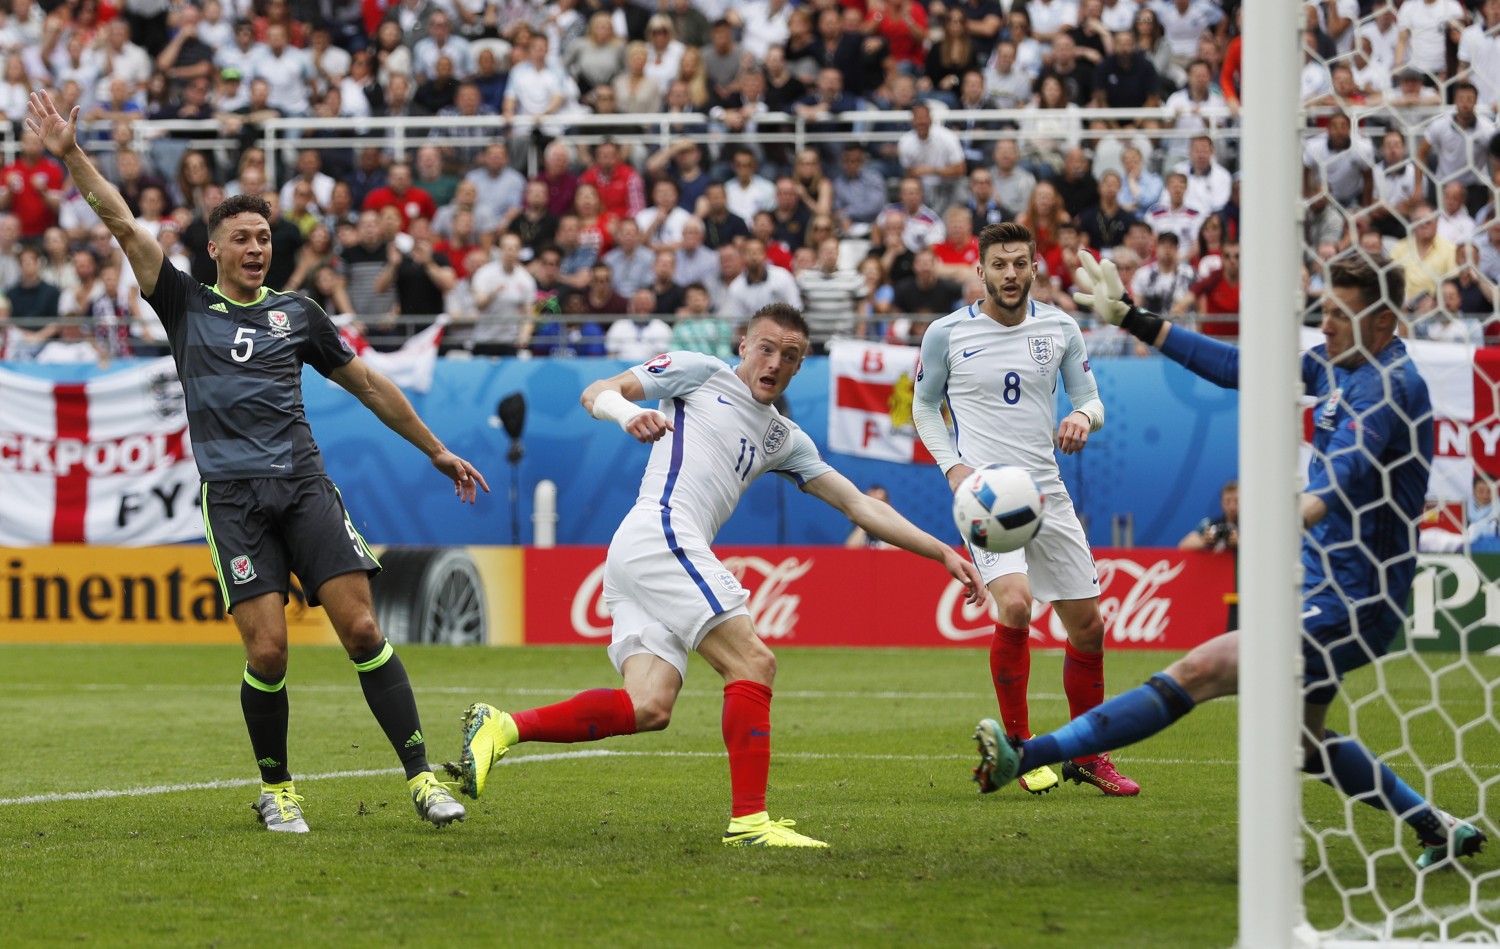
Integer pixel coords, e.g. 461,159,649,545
1301,605,1487,868
699,613,826,848
979,631,1237,794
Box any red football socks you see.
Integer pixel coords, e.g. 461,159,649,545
990,624,1033,739
511,688,638,743
1063,640,1106,720
722,680,773,818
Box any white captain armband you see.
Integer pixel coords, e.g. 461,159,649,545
1071,398,1105,433
591,388,650,432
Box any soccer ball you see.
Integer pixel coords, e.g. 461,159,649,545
953,465,1045,553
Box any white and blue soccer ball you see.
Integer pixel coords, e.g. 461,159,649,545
953,464,1045,553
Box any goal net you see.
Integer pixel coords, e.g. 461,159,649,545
1262,3,1500,944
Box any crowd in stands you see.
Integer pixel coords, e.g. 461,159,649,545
1,0,1499,366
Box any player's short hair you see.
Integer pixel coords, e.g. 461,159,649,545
747,302,809,338
209,193,271,236
978,221,1035,262
1330,253,1403,314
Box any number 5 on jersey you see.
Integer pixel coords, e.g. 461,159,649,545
231,327,255,363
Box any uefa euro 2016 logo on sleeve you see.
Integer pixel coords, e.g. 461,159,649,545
644,354,672,374
1318,388,1342,431
1028,336,1054,366
763,419,789,454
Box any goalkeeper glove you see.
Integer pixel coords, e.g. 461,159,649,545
1072,249,1165,346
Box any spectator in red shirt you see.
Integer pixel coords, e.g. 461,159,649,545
866,0,929,73
1192,238,1241,338
361,162,437,231
932,205,980,282
2,130,65,239
578,139,646,221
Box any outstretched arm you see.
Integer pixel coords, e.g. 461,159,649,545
27,91,164,296
1072,249,1239,389
804,468,988,608
328,356,490,503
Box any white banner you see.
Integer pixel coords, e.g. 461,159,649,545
0,358,202,546
825,339,935,463
336,316,445,394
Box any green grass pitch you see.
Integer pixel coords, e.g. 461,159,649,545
1,644,1495,947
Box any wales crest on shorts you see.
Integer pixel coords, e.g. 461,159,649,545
763,419,789,454
1028,336,1054,366
230,554,257,584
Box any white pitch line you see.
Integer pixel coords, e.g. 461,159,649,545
0,682,1080,702
0,749,1248,808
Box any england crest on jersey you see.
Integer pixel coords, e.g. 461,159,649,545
763,419,789,454
267,311,291,338
1028,336,1054,366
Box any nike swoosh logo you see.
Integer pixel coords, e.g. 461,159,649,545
962,348,985,358
750,728,770,737
717,395,733,405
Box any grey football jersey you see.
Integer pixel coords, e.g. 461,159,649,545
147,261,354,481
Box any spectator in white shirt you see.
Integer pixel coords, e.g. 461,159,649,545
642,15,686,89
724,149,777,225
1460,0,1500,113
636,178,695,252
1144,171,1203,248
248,23,315,116
1161,59,1224,163
1439,180,1478,246
1173,136,1232,215
1364,127,1421,240
467,233,538,356
1130,230,1195,316
898,103,968,214
1358,3,1400,76
1420,81,1496,203
1302,112,1373,248
730,0,794,60
412,10,473,82
726,237,802,314
1028,0,1080,46
1152,0,1223,67
606,289,674,360
1395,0,1467,82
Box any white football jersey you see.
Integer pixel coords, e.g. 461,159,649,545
914,299,1099,489
626,351,832,544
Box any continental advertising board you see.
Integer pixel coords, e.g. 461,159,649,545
0,545,524,646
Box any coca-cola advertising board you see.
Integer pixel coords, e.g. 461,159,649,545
525,548,1235,649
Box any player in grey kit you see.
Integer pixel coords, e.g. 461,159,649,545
26,90,489,832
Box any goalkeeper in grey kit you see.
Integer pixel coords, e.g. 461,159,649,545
972,249,1487,870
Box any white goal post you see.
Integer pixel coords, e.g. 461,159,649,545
1238,1,1306,946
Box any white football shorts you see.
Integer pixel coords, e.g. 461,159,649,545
602,509,750,680
968,488,1099,603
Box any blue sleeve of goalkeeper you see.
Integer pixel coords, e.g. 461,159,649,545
1157,324,1240,390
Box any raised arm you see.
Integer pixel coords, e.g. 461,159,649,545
27,91,164,296
327,356,490,502
1072,249,1239,388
